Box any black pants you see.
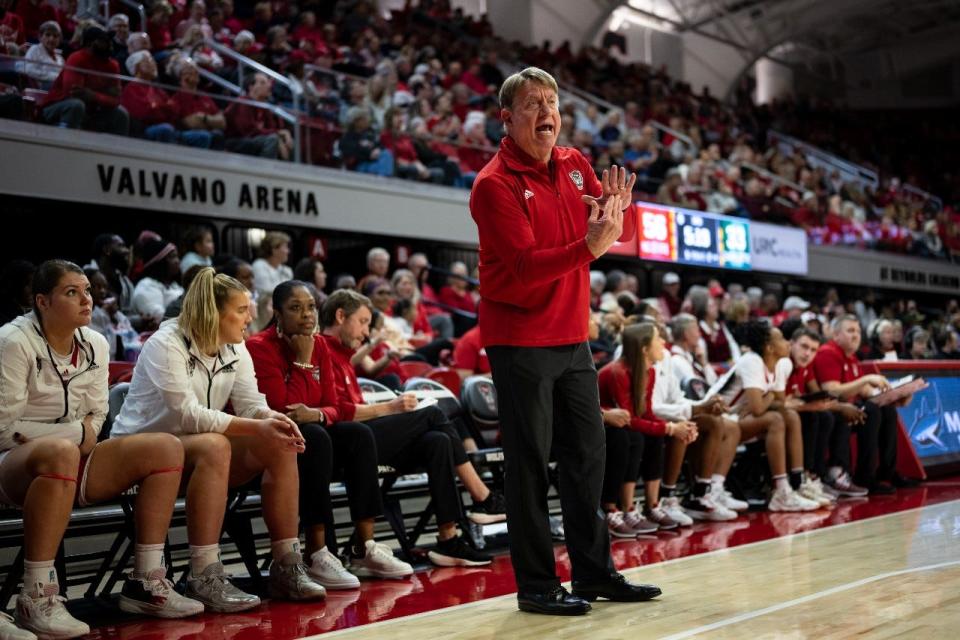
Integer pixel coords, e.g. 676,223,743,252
640,434,665,482
298,422,383,551
800,411,834,478
366,406,464,525
835,401,898,485
487,342,613,593
601,428,643,505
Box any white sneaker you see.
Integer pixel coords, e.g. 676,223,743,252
308,548,360,589
711,484,749,512
0,612,36,640
768,487,821,512
660,496,694,526
682,493,737,521
606,510,638,537
349,540,413,579
119,569,205,618
799,479,833,508
15,586,89,640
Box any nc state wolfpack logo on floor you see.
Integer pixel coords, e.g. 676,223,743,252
569,170,583,190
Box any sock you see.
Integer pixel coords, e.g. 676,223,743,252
711,474,726,489
309,547,327,565
661,484,676,498
22,559,57,597
271,537,301,562
351,539,367,559
134,543,165,575
789,468,803,490
828,466,843,481
693,479,711,497
774,474,790,492
189,544,221,576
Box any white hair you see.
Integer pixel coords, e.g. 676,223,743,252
125,49,152,76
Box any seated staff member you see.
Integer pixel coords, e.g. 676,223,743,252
0,260,202,640
246,281,414,586
111,268,326,612
598,322,699,535
453,324,490,380
783,327,847,502
319,289,495,567
659,315,743,522
712,321,820,512
811,314,908,495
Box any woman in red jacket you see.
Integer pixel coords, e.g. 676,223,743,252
598,322,697,537
246,281,414,587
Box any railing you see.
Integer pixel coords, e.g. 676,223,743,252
4,53,297,144
99,0,147,31
203,38,302,162
768,130,878,190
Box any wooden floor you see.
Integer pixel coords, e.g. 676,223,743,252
315,499,960,639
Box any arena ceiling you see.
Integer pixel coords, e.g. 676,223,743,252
606,0,960,59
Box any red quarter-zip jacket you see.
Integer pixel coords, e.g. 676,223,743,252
469,135,603,347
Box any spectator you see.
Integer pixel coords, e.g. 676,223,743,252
107,13,128,63
131,237,183,324
225,72,293,160
0,259,34,325
688,285,739,365
778,296,810,326
170,58,226,149
902,326,929,360
174,0,211,40
14,0,55,42
84,266,138,359
179,225,215,274
357,247,389,293
452,324,489,379
177,23,223,71
340,105,394,176
381,106,441,183
111,268,327,611
293,256,327,307
40,25,129,135
438,261,477,316
22,20,63,88
121,50,211,148
251,230,292,331
145,0,173,52
0,260,203,639
656,271,681,321
0,0,25,49
866,319,898,361
934,326,960,359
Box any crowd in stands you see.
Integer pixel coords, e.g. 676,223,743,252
1,0,959,262
0,218,952,636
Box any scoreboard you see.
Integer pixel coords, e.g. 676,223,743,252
635,203,753,271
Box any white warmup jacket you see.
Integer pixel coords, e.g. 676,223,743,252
0,312,109,453
111,320,270,437
652,354,697,422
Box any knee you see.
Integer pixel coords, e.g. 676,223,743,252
142,433,184,466
723,419,741,440
766,412,785,436
783,409,801,429
190,433,231,469
419,430,453,457
30,438,81,477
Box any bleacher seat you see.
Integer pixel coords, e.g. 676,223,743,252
425,366,461,397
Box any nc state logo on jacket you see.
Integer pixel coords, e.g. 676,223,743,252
569,170,583,190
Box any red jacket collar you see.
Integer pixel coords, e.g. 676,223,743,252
498,135,572,174
321,332,355,360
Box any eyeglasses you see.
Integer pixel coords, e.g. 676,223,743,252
374,289,392,296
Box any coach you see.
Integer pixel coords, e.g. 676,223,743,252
469,67,661,616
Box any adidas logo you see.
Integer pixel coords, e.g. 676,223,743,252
524,189,534,200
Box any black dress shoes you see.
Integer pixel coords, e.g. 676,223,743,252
571,573,662,602
517,586,591,616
